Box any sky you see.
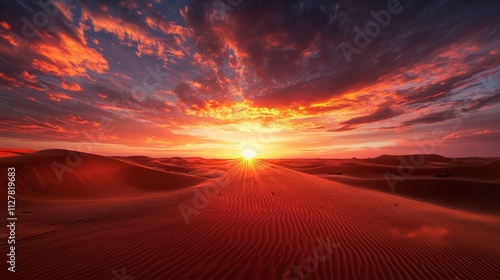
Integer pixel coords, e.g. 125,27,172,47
0,0,499,158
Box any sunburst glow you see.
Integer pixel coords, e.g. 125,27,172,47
242,148,256,160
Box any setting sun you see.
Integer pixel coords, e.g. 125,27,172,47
242,148,256,160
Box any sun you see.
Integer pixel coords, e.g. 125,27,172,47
242,148,256,160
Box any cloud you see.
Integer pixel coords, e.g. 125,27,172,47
20,71,36,83
0,72,44,91
31,32,109,77
0,0,499,157
468,93,500,111
330,104,403,132
80,2,187,60
61,81,83,91
402,110,457,127
47,92,72,102
180,0,499,113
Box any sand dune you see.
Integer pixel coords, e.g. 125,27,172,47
0,149,206,200
363,154,455,166
0,153,499,279
269,156,500,214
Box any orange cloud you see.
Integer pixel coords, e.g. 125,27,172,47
20,71,36,83
66,114,98,127
31,32,109,77
0,72,44,91
0,32,24,53
47,92,72,102
145,16,188,38
443,132,460,140
0,72,20,87
53,0,75,22
0,21,11,30
61,81,83,91
0,115,109,142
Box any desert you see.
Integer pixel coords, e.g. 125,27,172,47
0,149,499,279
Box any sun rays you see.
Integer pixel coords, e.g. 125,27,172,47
242,147,256,161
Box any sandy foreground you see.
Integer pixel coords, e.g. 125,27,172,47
0,150,499,279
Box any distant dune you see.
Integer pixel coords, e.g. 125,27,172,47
0,151,499,279
0,149,206,200
363,154,455,165
269,155,500,215
0,147,36,158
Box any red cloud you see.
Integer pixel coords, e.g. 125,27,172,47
53,0,75,22
0,21,11,30
66,114,98,127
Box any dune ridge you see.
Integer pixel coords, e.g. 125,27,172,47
0,149,206,199
269,156,500,214
363,154,455,166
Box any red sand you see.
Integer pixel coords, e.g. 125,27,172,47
0,151,499,279
268,157,500,215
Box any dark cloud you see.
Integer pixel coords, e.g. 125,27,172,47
330,104,402,132
183,0,500,108
467,93,500,111
401,109,457,127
